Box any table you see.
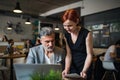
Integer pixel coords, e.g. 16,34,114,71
0,54,26,80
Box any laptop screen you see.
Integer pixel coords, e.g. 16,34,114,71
14,64,62,80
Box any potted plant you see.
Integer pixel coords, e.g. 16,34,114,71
30,69,62,80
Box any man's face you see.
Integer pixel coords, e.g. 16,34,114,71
40,34,55,52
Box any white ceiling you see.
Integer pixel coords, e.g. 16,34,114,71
0,0,120,20
0,0,81,17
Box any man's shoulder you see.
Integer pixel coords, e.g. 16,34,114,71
54,46,65,53
55,46,64,50
108,45,115,49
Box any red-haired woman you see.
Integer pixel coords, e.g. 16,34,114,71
62,9,93,80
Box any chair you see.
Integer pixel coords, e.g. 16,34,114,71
0,60,9,80
100,56,117,80
0,66,9,80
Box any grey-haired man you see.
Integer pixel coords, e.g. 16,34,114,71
26,27,65,64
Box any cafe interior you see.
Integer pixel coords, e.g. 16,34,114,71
0,0,120,80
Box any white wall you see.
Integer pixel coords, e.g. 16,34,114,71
81,0,120,16
0,15,33,41
40,0,120,17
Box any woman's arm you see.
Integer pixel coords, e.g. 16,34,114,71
65,37,71,72
80,32,93,78
62,36,72,77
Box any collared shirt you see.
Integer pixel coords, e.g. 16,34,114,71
45,53,54,64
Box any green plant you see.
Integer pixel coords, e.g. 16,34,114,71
30,69,62,80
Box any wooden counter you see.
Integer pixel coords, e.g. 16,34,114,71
93,48,107,56
0,42,24,46
0,42,24,53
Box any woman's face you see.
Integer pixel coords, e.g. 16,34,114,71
63,20,77,33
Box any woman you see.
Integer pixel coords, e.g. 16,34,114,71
24,39,34,57
24,39,34,49
62,9,93,79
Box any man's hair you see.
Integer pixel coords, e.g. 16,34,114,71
8,39,13,44
115,40,120,45
39,27,54,38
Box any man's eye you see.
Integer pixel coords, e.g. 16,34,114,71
45,41,49,43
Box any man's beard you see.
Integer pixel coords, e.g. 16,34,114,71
44,46,54,52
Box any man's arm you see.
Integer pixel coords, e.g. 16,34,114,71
110,52,116,58
110,45,116,58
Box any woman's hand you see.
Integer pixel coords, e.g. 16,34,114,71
62,69,69,78
80,71,87,79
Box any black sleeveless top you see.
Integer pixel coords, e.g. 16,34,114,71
65,27,91,74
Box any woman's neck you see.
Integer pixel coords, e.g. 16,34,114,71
71,26,81,35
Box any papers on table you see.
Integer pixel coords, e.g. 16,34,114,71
65,73,81,79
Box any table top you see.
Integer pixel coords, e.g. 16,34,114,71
0,54,26,59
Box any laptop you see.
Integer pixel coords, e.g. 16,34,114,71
14,64,62,80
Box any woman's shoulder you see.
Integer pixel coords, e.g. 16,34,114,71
81,27,90,32
80,27,90,38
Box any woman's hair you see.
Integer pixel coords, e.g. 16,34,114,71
115,40,120,45
62,9,80,23
8,39,13,44
24,39,34,48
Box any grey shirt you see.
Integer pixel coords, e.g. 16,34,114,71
104,45,116,61
26,45,65,64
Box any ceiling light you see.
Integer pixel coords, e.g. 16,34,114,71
7,26,12,30
54,24,59,30
25,18,31,24
7,21,13,30
13,2,23,13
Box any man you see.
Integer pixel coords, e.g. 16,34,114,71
6,39,14,54
104,40,120,80
26,27,65,64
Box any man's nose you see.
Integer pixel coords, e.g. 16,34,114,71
49,42,53,46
